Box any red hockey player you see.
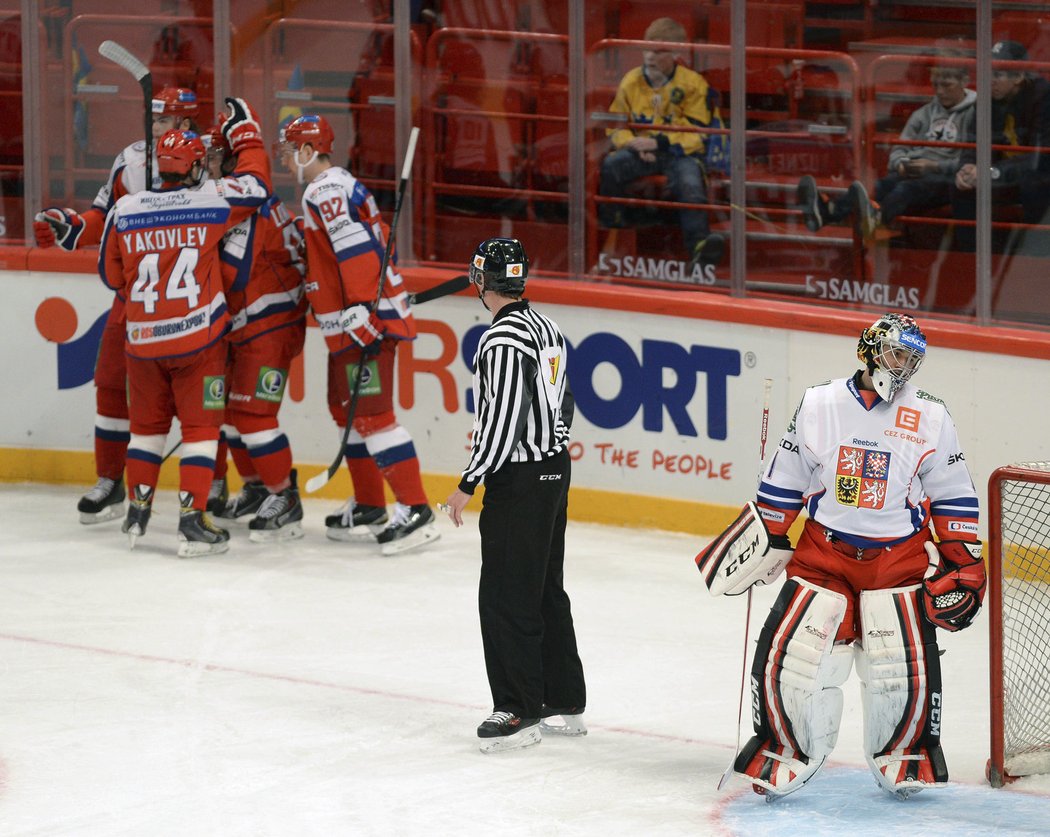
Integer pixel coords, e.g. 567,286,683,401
201,119,309,540
277,114,439,554
34,87,201,524
98,99,271,556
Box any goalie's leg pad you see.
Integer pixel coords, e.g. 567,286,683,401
733,578,851,797
857,584,948,798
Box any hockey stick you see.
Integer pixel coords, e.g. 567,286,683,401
305,126,420,494
98,40,153,189
717,377,773,791
408,274,469,305
154,272,461,482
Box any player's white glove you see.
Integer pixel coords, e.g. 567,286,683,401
340,304,383,353
34,208,85,250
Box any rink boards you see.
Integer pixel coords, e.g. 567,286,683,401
4,263,1049,536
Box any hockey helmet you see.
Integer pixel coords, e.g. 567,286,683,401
281,114,335,155
152,87,199,118
202,116,230,156
469,238,528,296
857,313,927,402
156,129,206,181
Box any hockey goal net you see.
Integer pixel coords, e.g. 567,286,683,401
989,462,1050,787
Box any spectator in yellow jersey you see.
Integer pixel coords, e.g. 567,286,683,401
598,17,725,272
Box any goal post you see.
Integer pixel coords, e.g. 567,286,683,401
988,462,1050,787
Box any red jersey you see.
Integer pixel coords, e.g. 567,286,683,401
299,166,415,354
224,193,307,345
99,154,271,359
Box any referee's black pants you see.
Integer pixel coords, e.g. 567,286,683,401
478,449,586,719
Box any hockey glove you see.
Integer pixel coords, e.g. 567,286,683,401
221,97,264,153
921,540,986,632
34,208,85,250
340,304,383,353
695,502,792,596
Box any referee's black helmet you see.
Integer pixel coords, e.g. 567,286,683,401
469,238,528,295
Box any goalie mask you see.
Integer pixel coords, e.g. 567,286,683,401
469,238,528,297
857,313,927,403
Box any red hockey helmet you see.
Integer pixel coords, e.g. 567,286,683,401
152,86,199,118
203,113,230,156
281,114,334,155
156,129,206,180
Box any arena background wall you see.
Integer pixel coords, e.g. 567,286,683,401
5,251,1049,537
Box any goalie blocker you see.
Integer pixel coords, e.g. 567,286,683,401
695,502,792,596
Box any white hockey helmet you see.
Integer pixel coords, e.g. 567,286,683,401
857,313,927,402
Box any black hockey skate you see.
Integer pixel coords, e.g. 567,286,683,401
376,503,441,556
121,484,154,549
325,500,388,542
248,471,304,542
78,476,126,524
539,705,587,737
477,711,541,754
216,480,269,520
177,491,230,558
206,477,229,516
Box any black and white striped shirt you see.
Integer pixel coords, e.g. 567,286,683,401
458,300,573,494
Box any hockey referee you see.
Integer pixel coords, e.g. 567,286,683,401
443,238,587,754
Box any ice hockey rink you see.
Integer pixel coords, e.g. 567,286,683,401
3,484,1049,836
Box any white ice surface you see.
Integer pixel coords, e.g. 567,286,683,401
1,484,1048,836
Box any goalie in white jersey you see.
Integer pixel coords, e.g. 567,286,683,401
696,313,986,800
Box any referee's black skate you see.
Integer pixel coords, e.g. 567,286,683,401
78,476,125,524
216,480,269,520
325,500,388,542
248,472,304,542
477,711,541,753
376,503,441,555
121,484,154,549
177,492,230,558
539,705,587,736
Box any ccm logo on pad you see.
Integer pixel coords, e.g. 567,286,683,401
539,474,562,481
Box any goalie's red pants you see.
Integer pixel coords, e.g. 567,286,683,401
786,520,932,642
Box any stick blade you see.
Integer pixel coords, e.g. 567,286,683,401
304,468,332,495
98,40,150,81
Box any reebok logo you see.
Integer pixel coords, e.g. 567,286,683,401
539,474,562,481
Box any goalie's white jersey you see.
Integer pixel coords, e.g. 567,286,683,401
756,374,978,549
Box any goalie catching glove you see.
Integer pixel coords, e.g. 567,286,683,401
34,208,85,250
921,539,986,632
340,304,383,352
695,501,792,596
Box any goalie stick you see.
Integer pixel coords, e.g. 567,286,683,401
97,40,153,189
305,126,421,494
717,377,773,791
